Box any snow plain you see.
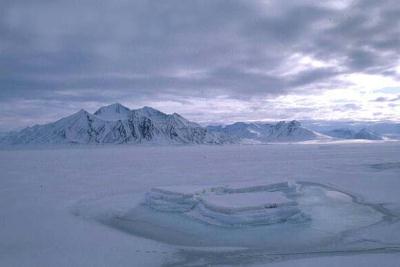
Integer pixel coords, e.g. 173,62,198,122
1,142,400,266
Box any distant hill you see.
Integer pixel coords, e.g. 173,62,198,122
207,120,327,143
323,128,383,140
302,121,400,139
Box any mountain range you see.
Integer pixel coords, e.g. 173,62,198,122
0,103,392,146
0,104,229,145
323,128,383,140
207,121,324,143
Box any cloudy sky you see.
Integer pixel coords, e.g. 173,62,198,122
1,0,399,130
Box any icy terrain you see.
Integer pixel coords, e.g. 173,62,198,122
1,142,400,266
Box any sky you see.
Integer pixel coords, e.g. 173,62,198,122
1,0,399,130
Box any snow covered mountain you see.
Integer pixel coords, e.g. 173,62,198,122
354,128,383,140
0,104,231,145
324,128,383,140
1,103,389,146
207,120,322,143
93,103,130,121
323,128,355,139
302,121,400,140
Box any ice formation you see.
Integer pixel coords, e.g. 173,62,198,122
145,182,309,227
77,179,396,254
101,180,386,250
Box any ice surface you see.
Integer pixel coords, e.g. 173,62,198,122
1,143,400,266
133,181,384,239
192,200,303,227
200,191,294,211
144,182,304,226
145,186,200,212
369,162,400,170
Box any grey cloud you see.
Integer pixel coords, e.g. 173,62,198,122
309,0,400,75
332,103,362,112
373,97,389,102
372,95,400,102
0,0,400,129
343,103,362,110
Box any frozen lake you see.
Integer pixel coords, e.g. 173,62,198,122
1,142,400,266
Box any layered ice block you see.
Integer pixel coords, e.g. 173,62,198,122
145,185,203,212
98,181,388,250
145,182,307,226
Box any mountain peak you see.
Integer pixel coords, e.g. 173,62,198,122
76,109,90,116
133,106,166,117
94,103,131,121
354,128,382,140
109,102,129,109
288,120,301,127
95,103,130,113
142,106,162,112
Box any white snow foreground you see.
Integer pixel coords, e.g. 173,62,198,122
3,144,399,266
145,182,307,227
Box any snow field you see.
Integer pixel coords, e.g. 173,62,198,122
1,142,400,266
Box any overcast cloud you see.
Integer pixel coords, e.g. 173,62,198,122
1,0,399,130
